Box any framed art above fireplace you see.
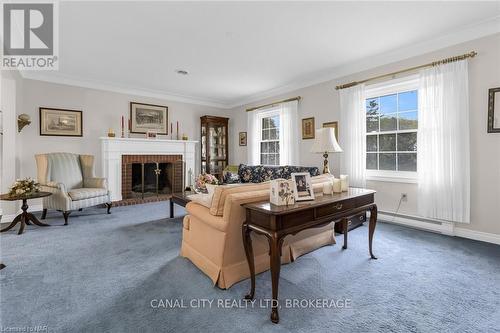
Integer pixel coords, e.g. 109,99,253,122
130,102,168,135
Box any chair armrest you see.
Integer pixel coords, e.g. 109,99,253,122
84,177,107,189
42,182,68,193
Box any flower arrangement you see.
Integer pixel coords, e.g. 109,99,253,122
194,173,219,193
8,178,40,197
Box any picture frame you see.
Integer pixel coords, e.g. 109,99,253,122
488,87,500,133
323,121,339,141
239,132,247,146
130,102,168,135
39,107,83,137
302,117,315,139
291,172,315,201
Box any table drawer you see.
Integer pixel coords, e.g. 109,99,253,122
334,212,366,233
315,199,355,218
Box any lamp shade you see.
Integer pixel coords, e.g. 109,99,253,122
310,128,343,153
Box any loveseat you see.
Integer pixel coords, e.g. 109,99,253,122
180,173,336,289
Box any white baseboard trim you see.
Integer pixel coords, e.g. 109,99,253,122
0,204,44,223
454,227,500,245
379,212,500,245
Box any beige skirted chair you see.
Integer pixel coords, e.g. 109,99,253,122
35,152,112,225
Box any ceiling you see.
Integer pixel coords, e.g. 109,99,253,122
22,1,500,108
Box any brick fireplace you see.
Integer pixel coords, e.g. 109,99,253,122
101,137,197,203
120,154,183,205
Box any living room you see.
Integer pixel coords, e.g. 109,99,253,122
1,1,499,332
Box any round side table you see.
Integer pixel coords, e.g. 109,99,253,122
0,192,52,235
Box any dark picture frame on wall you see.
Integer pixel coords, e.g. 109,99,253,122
239,132,247,146
39,107,83,137
488,87,500,133
302,117,315,139
130,102,168,135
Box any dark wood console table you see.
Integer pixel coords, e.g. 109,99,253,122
242,188,377,323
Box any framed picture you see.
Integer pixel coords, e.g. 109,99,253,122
130,102,168,135
39,107,82,137
488,87,500,133
291,172,315,201
239,132,247,146
323,121,339,141
302,117,315,139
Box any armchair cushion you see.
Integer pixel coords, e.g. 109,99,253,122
68,188,108,201
48,153,83,190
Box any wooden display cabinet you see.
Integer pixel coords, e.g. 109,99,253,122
200,116,229,181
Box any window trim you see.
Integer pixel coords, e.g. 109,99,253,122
365,76,419,183
257,108,281,166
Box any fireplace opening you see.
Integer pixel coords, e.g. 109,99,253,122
131,162,174,199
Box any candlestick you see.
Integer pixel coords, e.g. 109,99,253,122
170,122,173,140
128,119,131,137
121,116,124,138
176,121,179,140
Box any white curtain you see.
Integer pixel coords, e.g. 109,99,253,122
247,110,260,165
279,100,299,165
417,60,470,223
339,84,366,187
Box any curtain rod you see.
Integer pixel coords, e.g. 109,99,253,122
335,51,477,90
246,96,301,112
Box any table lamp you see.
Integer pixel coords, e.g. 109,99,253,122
310,127,343,174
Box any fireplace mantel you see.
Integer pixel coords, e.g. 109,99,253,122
100,137,198,201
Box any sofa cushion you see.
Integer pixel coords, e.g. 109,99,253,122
238,164,320,183
68,188,108,201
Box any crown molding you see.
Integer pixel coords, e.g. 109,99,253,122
17,15,500,110
19,71,230,109
228,15,500,109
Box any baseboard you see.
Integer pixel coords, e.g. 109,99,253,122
379,212,500,245
454,227,500,245
0,204,44,223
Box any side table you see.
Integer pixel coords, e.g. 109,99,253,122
169,191,194,218
0,192,52,235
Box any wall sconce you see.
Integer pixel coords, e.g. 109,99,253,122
17,114,31,133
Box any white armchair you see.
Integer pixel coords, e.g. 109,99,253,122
35,152,111,225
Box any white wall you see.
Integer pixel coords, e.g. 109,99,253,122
228,33,500,236
0,69,24,217
18,79,227,180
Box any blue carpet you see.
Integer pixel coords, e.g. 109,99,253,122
1,202,499,332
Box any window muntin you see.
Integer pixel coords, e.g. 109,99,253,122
260,113,280,165
366,88,418,173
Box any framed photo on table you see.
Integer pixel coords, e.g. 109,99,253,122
130,102,168,135
291,172,314,201
39,107,82,137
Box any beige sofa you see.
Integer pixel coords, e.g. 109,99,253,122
180,174,337,289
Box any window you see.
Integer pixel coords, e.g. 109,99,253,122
365,77,418,180
259,111,280,165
